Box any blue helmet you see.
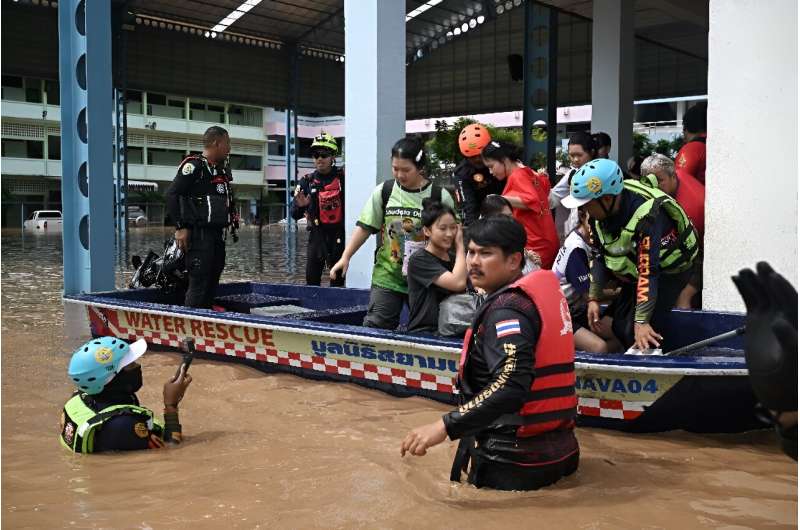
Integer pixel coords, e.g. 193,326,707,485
68,337,148,395
561,158,624,209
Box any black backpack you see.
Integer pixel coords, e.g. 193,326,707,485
379,179,442,212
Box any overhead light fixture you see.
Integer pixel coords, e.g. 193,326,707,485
406,0,443,22
211,0,263,34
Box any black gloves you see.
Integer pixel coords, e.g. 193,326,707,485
732,262,797,413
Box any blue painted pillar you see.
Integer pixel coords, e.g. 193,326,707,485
343,0,406,288
522,1,558,180
59,0,115,295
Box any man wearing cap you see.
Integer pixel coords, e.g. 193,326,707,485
60,337,192,453
291,132,346,286
562,159,699,352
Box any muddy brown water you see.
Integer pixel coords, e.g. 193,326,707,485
2,228,797,529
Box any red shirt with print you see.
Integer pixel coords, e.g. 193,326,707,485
674,169,706,240
675,136,706,184
503,166,560,269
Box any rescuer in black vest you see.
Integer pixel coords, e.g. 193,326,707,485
400,216,579,490
291,132,346,287
166,126,237,308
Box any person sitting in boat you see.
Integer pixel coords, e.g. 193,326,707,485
553,207,621,354
60,337,192,453
406,199,467,335
400,216,579,491
733,262,797,460
479,194,542,274
561,158,699,352
329,137,458,330
290,132,346,287
480,140,559,269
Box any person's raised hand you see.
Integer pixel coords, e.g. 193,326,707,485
294,190,310,208
163,364,193,409
732,261,797,413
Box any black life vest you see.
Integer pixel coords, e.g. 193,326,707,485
178,154,234,229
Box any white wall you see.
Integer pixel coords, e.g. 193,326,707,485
343,0,406,288
704,0,798,311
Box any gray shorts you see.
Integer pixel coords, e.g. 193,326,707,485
363,285,408,330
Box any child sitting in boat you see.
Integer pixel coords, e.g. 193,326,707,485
406,199,467,335
553,208,621,353
329,137,458,330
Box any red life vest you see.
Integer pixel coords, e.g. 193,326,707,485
459,269,577,439
316,175,344,225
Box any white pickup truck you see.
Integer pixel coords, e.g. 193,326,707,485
23,210,63,233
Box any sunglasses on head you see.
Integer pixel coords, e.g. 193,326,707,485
312,151,332,159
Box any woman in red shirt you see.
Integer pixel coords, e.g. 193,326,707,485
481,141,559,268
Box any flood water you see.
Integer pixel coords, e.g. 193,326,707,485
2,227,797,529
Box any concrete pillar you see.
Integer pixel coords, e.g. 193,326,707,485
703,0,797,311
343,0,406,288
590,0,634,165
676,100,686,126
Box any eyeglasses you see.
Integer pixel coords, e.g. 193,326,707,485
311,152,332,159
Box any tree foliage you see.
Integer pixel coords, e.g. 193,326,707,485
633,132,685,160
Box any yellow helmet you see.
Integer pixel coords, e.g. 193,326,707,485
311,132,338,155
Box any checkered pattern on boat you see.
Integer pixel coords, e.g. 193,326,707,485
88,306,456,394
577,397,652,420
88,306,652,421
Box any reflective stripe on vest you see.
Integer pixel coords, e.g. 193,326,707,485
593,180,698,277
458,270,577,439
59,393,164,453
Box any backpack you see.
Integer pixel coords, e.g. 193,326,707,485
380,179,442,211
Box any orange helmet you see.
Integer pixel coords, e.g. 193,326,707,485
458,123,491,157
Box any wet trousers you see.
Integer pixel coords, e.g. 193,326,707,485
185,228,226,308
306,227,345,287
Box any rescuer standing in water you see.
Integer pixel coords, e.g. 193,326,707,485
400,216,579,490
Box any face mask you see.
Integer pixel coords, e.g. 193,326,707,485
103,364,143,396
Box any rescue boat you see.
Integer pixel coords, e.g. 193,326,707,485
64,282,762,434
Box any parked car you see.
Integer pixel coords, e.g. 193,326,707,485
23,210,63,233
127,206,148,227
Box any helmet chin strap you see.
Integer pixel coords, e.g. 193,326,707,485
598,194,619,218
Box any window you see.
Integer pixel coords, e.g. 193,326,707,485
189,100,225,123
147,93,184,119
297,138,313,158
2,139,44,159
126,90,142,114
2,75,24,101
44,80,59,105
146,148,184,166
25,79,42,103
47,136,61,160
229,154,262,171
228,105,263,127
127,147,143,164
267,136,285,156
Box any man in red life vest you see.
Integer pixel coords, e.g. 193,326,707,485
291,132,346,287
400,216,579,490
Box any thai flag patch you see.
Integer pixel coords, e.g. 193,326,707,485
495,319,521,338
